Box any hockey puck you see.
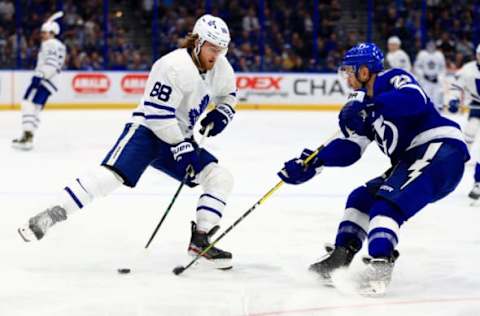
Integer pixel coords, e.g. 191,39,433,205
172,266,185,275
117,268,131,274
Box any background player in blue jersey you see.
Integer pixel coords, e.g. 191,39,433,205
278,43,469,295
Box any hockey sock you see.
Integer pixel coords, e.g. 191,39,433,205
21,100,40,132
474,163,480,182
464,117,480,145
335,186,373,250
195,164,233,232
335,208,369,250
368,199,404,258
59,166,123,215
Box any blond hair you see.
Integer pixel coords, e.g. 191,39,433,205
180,33,199,49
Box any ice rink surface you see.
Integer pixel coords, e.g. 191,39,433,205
1,110,480,316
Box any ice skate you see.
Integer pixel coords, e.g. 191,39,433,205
356,250,400,297
18,205,67,242
309,243,358,285
12,131,34,151
188,221,232,270
469,182,480,204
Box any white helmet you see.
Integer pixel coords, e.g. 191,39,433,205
41,21,60,35
387,36,401,46
192,14,230,56
41,11,63,36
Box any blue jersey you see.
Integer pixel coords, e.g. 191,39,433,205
318,68,469,166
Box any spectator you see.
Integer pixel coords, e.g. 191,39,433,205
242,7,259,33
3,1,478,73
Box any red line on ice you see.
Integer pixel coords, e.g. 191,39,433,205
247,296,480,316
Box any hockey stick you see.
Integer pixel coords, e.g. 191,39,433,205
461,104,480,110
173,131,340,275
145,124,212,249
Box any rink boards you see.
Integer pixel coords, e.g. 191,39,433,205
0,70,349,111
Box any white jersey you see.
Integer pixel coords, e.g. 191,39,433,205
414,50,446,83
448,61,480,104
35,38,66,92
386,49,411,71
131,48,237,144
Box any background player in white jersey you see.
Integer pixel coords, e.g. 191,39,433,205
12,12,66,150
18,15,237,269
385,36,411,71
447,44,480,200
414,41,446,110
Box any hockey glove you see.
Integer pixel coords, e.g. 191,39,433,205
200,103,235,137
339,89,369,137
278,148,323,185
171,140,201,177
448,99,460,113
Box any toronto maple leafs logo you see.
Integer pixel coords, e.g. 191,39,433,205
188,95,210,129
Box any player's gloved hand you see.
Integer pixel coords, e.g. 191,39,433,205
448,99,460,113
171,140,201,177
278,148,324,185
339,89,369,136
200,103,235,137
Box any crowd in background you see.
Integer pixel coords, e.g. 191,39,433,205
139,0,349,72
0,0,478,72
0,0,149,70
374,0,478,71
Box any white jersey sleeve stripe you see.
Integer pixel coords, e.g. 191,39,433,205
145,114,176,120
143,101,176,113
450,83,464,91
344,134,371,154
132,111,176,120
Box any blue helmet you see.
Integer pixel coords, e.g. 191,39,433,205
341,42,384,73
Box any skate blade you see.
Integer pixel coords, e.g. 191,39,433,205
188,251,233,270
356,280,388,297
308,270,334,287
11,143,34,151
320,279,334,287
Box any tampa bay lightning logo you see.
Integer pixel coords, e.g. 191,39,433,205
188,95,210,129
372,116,399,155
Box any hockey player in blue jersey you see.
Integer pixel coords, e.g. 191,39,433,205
278,43,469,295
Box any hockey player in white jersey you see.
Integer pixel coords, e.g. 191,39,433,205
12,12,66,150
447,44,480,200
414,41,446,110
385,36,411,71
18,15,237,269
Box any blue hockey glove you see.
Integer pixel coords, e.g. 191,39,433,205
278,148,324,185
200,103,235,137
448,99,460,113
339,89,369,136
171,140,201,177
